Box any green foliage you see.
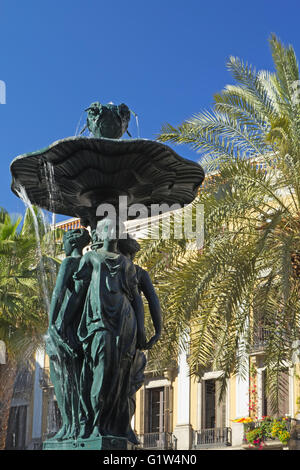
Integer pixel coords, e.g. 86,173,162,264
0,206,63,363
244,417,290,447
271,418,291,444
137,35,300,405
245,417,274,447
244,416,290,448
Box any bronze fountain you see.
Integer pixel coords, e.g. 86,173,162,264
10,102,205,450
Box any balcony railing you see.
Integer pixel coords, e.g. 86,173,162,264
193,427,232,448
55,218,83,232
138,432,177,450
242,417,297,449
250,327,270,354
243,417,295,440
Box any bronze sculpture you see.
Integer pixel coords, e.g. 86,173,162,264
45,221,162,449
81,102,132,139
59,219,149,444
45,228,91,441
10,101,205,450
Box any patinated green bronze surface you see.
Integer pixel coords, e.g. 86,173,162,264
10,136,205,228
44,435,133,450
45,228,91,442
82,102,131,139
44,221,161,450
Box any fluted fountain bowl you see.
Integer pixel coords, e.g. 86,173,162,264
10,136,205,225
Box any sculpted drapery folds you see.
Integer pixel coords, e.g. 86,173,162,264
45,228,91,441
49,219,161,445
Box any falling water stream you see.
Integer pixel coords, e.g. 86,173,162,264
135,114,140,139
74,111,85,137
43,161,57,227
15,184,51,315
9,165,67,447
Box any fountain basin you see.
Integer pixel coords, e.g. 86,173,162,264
10,136,205,224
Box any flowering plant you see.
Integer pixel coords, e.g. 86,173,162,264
241,416,290,448
248,364,258,415
232,417,254,423
271,418,290,445
245,428,265,449
244,416,273,448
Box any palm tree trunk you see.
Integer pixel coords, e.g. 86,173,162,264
0,355,17,449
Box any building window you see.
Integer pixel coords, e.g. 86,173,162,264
139,381,173,438
204,380,216,428
147,387,165,433
202,379,226,429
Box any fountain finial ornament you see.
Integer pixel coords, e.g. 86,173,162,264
10,101,205,450
80,101,132,139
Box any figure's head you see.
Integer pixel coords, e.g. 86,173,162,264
63,228,91,256
95,217,125,242
84,101,130,139
117,236,141,261
85,102,101,116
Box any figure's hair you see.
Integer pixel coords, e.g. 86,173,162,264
90,229,102,249
63,228,91,250
117,236,141,256
91,229,99,244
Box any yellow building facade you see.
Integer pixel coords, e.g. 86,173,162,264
12,340,297,450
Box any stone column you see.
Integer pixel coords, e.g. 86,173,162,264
231,365,250,448
256,368,263,419
173,347,192,450
32,348,45,444
231,422,244,447
235,370,249,419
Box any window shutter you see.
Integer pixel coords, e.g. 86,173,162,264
164,386,169,432
144,388,150,433
169,385,173,432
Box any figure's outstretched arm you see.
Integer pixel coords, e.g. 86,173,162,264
139,269,162,349
49,258,73,326
131,287,147,350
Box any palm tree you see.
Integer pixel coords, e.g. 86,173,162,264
136,34,300,410
0,206,63,448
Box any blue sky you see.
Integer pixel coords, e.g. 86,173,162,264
1,0,300,223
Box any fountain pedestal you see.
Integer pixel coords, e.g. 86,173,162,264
43,435,135,450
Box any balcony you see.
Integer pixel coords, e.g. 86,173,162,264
193,427,232,448
138,432,177,450
250,327,270,355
